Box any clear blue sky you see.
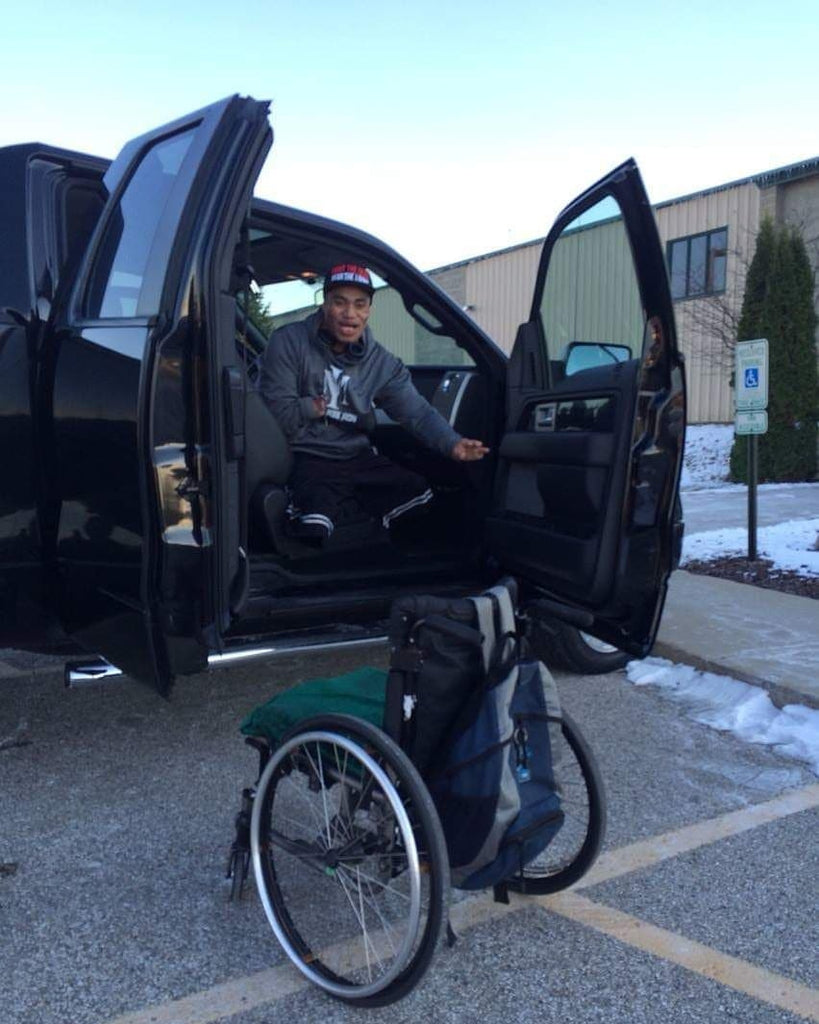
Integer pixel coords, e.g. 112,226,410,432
3,0,817,268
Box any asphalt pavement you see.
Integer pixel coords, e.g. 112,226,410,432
2,643,817,1024
2,565,818,1023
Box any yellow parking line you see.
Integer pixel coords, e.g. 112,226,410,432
104,964,305,1024
576,781,819,890
541,891,819,1022
103,783,819,1024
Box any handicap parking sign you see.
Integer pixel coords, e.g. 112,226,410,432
735,339,768,411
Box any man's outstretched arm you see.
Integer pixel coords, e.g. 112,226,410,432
377,360,488,460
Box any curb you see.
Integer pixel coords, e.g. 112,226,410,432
652,640,819,712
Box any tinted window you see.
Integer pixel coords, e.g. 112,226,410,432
665,227,728,300
688,234,707,296
259,274,473,367
539,197,642,367
710,228,727,292
24,160,106,309
668,238,688,300
367,286,472,367
61,181,106,271
86,130,194,318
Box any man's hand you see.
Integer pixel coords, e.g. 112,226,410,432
451,438,489,462
312,395,327,416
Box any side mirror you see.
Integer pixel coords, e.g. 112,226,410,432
565,341,631,377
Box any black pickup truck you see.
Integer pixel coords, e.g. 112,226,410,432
0,95,685,696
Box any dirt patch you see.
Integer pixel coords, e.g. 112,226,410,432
684,556,819,599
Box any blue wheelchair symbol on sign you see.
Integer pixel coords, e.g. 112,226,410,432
744,367,760,389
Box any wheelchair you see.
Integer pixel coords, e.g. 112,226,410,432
226,696,606,1008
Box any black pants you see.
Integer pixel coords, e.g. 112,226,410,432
287,450,433,540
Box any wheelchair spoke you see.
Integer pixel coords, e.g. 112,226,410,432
250,718,448,1005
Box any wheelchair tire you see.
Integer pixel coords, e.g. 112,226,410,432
506,710,606,895
250,713,449,1007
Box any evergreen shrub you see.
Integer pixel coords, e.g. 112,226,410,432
729,218,818,482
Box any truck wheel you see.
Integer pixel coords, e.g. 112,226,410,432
531,618,630,675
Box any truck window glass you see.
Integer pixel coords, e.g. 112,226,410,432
85,130,194,319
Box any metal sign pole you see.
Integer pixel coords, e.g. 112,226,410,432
735,339,768,564
747,434,758,560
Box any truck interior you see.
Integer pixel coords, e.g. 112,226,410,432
229,204,505,630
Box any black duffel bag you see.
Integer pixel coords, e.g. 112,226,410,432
384,582,518,777
384,593,485,776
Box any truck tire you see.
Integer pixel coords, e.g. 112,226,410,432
531,618,630,675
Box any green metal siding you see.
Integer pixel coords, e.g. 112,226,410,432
270,286,472,366
540,218,643,357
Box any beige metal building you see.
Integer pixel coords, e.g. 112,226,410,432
428,157,819,424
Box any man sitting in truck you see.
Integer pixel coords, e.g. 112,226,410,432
260,263,488,544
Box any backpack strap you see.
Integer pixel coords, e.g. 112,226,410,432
469,595,497,673
469,583,519,673
419,614,484,648
485,584,517,663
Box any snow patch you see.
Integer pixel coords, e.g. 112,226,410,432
627,657,819,775
681,518,819,578
681,423,734,490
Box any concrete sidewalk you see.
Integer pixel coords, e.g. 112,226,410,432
653,570,819,709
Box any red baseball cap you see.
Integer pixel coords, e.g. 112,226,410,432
324,264,374,297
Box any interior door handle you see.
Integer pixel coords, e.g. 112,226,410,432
534,403,556,431
222,366,245,460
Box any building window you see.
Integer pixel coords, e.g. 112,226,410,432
667,227,728,300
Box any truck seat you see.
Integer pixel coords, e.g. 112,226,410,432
244,390,381,556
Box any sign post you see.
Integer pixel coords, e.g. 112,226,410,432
734,339,769,560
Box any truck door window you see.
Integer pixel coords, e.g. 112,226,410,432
61,181,105,270
85,129,194,319
539,197,643,372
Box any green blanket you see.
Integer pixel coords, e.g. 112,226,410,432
240,666,387,746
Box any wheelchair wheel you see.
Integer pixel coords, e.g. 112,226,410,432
250,713,449,1007
506,710,606,895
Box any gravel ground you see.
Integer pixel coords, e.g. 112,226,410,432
684,555,819,599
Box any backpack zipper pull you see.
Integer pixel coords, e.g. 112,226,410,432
514,719,531,784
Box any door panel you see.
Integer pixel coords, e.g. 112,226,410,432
49,96,271,693
491,360,639,602
487,161,685,656
0,311,50,649
0,149,107,652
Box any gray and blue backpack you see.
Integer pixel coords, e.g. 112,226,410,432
386,582,564,891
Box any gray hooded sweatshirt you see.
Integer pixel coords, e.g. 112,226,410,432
260,310,461,460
